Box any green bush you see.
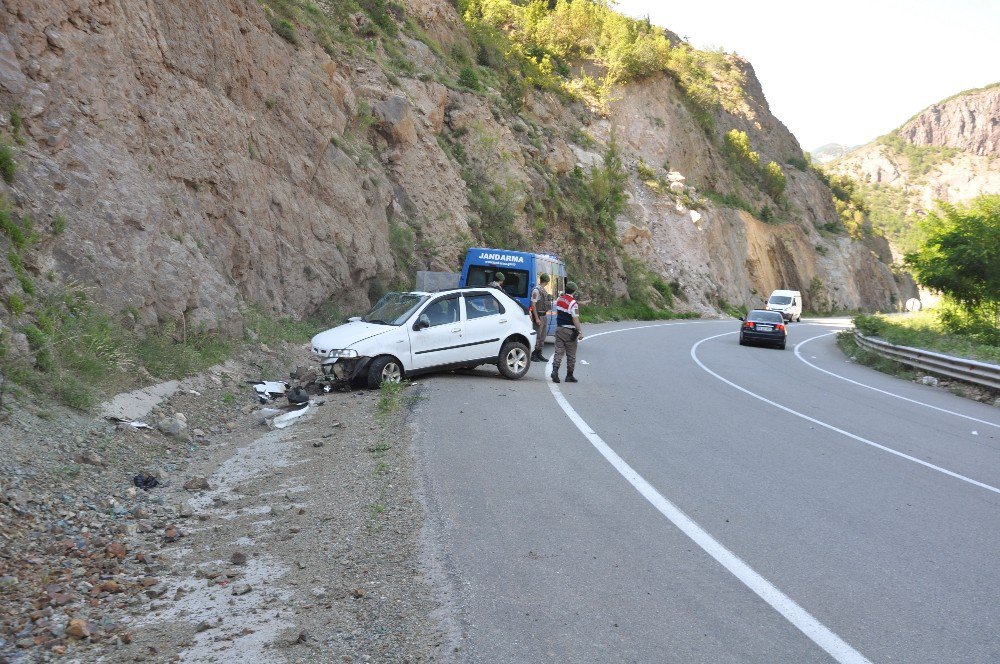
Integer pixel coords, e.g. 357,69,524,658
0,142,15,183
635,158,657,181
787,155,808,171
904,195,1000,342
458,65,482,91
7,293,25,316
703,189,754,215
9,109,23,133
0,203,35,249
763,161,786,199
271,18,299,45
723,129,759,168
459,0,744,113
852,311,1000,363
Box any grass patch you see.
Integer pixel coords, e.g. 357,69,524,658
580,299,696,323
376,378,407,414
836,330,918,379
718,299,747,319
853,312,1000,364
0,203,36,249
703,188,755,215
0,286,346,410
0,142,15,183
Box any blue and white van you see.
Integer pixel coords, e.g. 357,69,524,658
458,248,567,337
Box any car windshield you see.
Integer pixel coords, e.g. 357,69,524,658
768,295,792,305
363,292,428,325
747,310,784,323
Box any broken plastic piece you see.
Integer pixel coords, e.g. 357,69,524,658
106,416,154,430
271,404,310,429
251,381,289,397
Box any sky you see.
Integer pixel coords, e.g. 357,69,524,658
616,0,1000,151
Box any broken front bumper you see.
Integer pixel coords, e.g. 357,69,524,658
318,355,371,384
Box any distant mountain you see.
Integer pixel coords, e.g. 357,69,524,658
828,83,1000,254
808,143,860,164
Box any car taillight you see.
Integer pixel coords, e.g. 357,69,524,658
776,324,785,332
743,321,755,328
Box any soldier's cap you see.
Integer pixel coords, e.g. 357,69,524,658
565,281,577,294
540,273,550,283
494,272,504,281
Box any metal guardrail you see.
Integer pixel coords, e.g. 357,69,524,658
854,331,1000,390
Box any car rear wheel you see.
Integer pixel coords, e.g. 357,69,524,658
778,339,786,350
367,356,403,389
739,334,748,346
497,340,530,379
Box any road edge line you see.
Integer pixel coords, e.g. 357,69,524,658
794,332,1000,429
546,322,872,664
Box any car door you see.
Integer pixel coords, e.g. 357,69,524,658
461,292,508,361
407,294,466,370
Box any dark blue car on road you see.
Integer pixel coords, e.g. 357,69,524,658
739,309,787,349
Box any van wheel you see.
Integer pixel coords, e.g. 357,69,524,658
367,356,403,389
497,341,530,379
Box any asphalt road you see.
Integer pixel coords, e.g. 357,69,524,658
411,318,1000,663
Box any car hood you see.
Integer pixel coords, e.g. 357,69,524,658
311,321,396,353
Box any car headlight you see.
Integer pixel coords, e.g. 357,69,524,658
326,349,359,358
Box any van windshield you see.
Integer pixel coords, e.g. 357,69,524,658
363,292,428,325
768,295,792,305
466,266,530,298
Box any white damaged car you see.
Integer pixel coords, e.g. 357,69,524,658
311,288,535,388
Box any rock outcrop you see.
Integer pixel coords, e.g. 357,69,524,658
0,0,910,333
831,84,1000,220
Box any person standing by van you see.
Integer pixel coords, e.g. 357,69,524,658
488,272,505,290
551,282,583,383
530,273,552,362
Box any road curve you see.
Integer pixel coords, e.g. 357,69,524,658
412,318,1000,663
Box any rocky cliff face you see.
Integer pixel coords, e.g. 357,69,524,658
0,0,909,335
900,85,1000,156
832,85,1000,217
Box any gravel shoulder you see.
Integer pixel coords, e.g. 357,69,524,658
0,343,459,663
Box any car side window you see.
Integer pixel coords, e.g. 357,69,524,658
465,293,504,320
423,296,460,327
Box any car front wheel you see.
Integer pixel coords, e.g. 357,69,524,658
497,340,530,379
367,356,403,389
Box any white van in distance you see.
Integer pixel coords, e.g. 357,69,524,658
766,290,802,322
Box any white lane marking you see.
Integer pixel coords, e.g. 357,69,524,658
794,332,1000,430
692,331,1000,495
546,345,872,664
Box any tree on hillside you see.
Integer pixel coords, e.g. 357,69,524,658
904,195,1000,338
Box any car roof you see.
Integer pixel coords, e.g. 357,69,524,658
747,309,783,318
401,288,507,297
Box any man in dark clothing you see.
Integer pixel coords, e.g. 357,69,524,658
530,273,552,362
488,272,505,290
551,281,583,383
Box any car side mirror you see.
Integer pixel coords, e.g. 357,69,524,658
348,316,362,323
414,314,430,330
739,317,745,322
